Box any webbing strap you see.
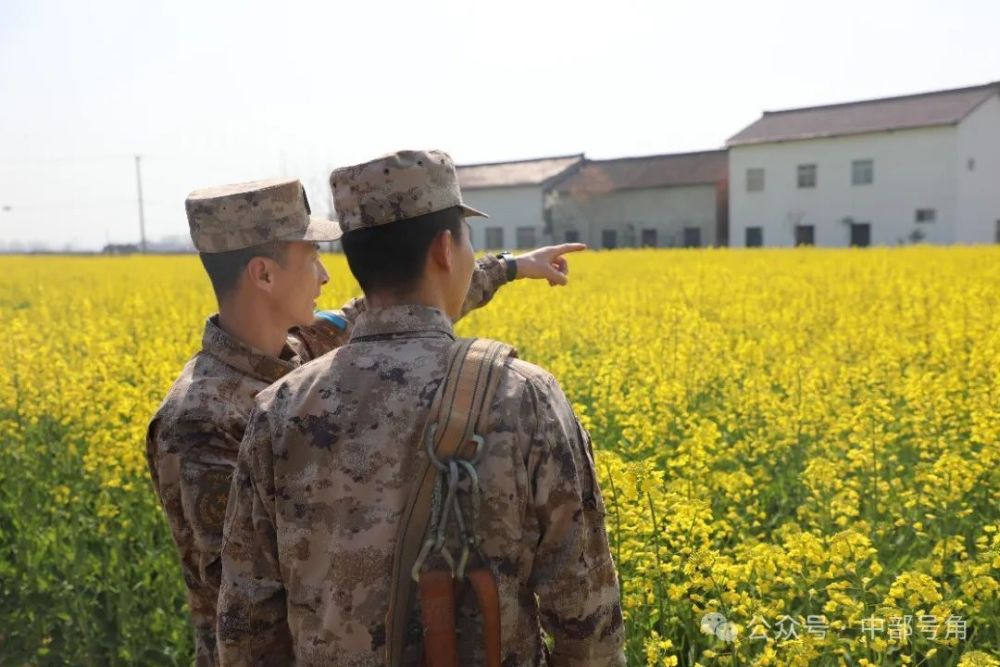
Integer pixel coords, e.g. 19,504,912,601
385,338,514,666
418,570,459,667
467,568,502,667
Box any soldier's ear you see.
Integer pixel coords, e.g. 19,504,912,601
245,256,275,292
427,229,453,272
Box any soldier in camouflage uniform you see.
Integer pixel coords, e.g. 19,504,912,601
217,151,624,666
146,177,584,666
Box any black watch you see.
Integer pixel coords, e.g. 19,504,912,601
496,252,517,282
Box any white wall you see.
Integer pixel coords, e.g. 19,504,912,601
460,185,549,250
551,185,719,247
729,126,959,247
956,93,1000,244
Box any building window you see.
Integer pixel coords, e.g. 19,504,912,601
601,230,617,249
515,226,536,249
745,227,763,247
850,222,871,247
797,164,817,188
915,209,937,223
485,227,504,249
794,225,815,246
746,168,765,192
995,219,1000,243
852,160,874,185
641,229,658,247
564,229,580,243
683,227,701,248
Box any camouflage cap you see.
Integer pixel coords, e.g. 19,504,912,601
329,149,488,234
186,178,342,253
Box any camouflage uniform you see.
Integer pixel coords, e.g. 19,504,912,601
217,151,625,666
146,177,510,666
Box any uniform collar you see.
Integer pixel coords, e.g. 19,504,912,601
201,315,301,384
349,305,456,342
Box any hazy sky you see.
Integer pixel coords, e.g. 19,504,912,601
1,0,998,249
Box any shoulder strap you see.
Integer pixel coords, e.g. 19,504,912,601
385,337,515,665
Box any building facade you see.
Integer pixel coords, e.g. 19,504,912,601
457,155,584,250
728,83,1000,248
549,151,728,249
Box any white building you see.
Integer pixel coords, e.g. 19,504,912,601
550,151,728,248
457,154,584,250
727,82,1000,247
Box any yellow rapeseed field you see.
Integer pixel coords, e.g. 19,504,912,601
1,247,998,666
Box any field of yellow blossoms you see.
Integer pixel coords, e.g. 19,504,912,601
1,247,998,666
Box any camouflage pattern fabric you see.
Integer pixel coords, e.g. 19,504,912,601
186,178,342,253
330,150,488,233
217,305,625,666
145,256,508,666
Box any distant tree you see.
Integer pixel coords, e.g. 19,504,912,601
102,243,140,255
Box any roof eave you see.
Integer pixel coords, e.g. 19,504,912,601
456,152,585,170
755,82,1000,117
727,121,962,147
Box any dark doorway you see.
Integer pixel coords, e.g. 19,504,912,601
565,229,580,243
683,227,701,248
641,229,658,247
795,225,815,246
602,229,617,249
745,226,763,247
850,222,871,247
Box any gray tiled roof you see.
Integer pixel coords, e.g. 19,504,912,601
555,150,727,195
457,154,584,189
728,82,999,146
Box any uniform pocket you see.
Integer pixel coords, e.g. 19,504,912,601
179,454,237,576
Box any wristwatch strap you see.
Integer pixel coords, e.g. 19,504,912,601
496,252,517,282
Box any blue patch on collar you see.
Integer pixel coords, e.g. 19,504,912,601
315,311,347,330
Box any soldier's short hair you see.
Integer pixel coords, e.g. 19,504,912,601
199,241,288,302
341,206,464,294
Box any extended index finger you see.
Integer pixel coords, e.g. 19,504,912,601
548,243,587,256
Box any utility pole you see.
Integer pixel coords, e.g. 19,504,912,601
135,155,147,253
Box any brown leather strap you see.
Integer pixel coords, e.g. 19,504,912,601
467,568,502,667
386,338,514,666
419,570,459,667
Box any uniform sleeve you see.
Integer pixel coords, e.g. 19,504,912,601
146,417,240,667
457,254,509,321
525,376,626,667
217,408,294,666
